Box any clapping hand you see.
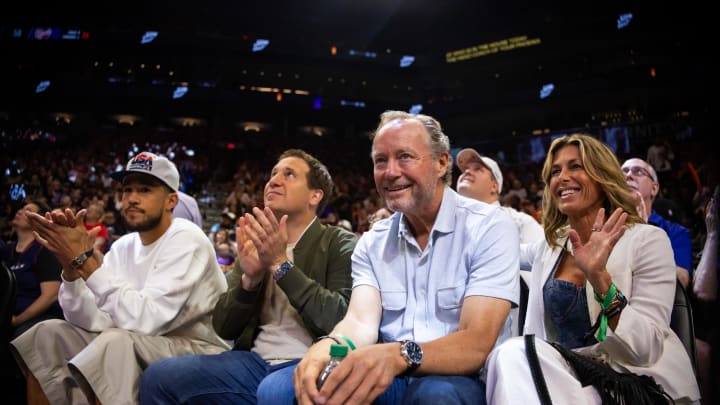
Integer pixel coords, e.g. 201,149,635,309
235,218,263,289
236,207,288,289
706,186,718,233
630,189,648,222
241,207,288,268
28,208,99,273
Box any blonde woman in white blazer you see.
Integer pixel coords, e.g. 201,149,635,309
485,134,699,404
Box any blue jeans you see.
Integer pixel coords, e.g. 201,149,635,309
258,365,486,405
139,350,299,405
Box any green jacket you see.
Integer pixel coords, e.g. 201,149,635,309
212,218,358,350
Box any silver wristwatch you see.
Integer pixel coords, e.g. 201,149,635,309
399,340,423,377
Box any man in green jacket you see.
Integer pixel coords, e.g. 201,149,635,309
140,149,358,404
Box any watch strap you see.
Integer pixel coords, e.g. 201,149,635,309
400,363,420,377
69,248,95,270
272,261,293,281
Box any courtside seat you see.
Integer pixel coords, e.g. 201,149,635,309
0,261,17,339
518,271,530,334
0,260,24,404
670,280,697,373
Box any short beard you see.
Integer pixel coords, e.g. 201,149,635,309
124,211,163,233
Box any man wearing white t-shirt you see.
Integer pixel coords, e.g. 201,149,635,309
455,148,543,245
12,151,229,404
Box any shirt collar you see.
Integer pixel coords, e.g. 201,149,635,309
397,186,456,239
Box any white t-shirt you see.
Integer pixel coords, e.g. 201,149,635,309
59,218,230,348
498,204,544,245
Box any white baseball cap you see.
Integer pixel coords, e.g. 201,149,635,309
456,148,503,193
111,152,180,192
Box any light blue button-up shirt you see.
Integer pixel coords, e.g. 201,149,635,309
352,187,520,347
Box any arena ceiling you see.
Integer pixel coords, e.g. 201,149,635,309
0,1,712,142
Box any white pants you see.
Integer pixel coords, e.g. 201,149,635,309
10,319,227,405
485,336,700,405
485,336,602,405
509,307,520,337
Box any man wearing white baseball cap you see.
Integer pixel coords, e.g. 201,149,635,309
12,151,230,404
456,148,543,336
456,148,542,245
112,151,181,191
456,148,505,197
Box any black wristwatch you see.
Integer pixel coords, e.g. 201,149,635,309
605,289,628,319
69,248,95,270
399,340,423,377
272,261,293,281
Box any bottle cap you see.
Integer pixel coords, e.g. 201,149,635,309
329,344,348,357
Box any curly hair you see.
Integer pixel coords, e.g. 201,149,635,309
540,133,643,249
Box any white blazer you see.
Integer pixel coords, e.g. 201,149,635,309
520,223,699,402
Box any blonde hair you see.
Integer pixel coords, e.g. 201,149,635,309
540,133,643,248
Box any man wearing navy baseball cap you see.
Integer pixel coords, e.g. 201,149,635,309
13,151,229,404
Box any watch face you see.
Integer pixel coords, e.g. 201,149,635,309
403,341,423,364
617,290,627,304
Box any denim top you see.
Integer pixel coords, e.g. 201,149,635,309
543,248,598,349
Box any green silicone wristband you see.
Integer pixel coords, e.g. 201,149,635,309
331,333,356,350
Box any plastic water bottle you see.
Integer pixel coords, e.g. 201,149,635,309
316,344,348,389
